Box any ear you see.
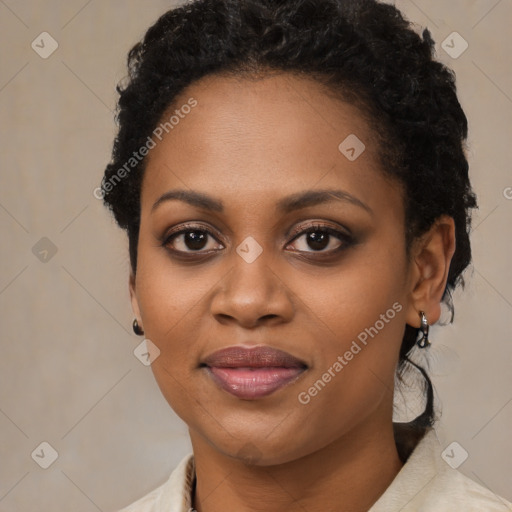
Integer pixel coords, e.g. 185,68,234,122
129,272,143,330
405,215,456,329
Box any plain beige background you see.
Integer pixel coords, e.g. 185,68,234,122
1,0,511,510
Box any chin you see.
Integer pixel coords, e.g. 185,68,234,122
193,420,324,467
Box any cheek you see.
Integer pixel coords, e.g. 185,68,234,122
135,237,213,333
133,244,209,371
134,256,216,420
294,234,408,350
289,232,408,412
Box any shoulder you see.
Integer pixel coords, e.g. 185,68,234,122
370,429,512,511
115,454,195,512
426,467,512,510
116,484,165,512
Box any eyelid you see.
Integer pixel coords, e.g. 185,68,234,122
287,220,352,239
284,222,352,253
162,222,224,244
160,223,226,258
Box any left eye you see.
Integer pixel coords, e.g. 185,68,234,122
286,227,348,253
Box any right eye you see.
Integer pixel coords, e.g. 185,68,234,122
163,225,224,255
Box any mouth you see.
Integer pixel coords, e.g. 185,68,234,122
201,346,308,400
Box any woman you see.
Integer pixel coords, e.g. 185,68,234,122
101,0,511,510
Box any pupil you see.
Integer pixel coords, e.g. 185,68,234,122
307,232,328,251
185,231,207,250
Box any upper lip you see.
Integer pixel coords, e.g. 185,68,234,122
201,346,307,369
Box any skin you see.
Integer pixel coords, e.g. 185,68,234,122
129,72,455,512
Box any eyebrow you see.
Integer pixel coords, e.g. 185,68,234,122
151,188,372,215
151,189,223,213
277,189,372,215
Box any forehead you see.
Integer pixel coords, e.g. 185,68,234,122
140,72,397,214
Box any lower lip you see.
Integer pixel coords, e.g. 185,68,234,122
206,367,305,399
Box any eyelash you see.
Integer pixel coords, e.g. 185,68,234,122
161,222,354,260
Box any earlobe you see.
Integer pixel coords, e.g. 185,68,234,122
405,215,456,329
129,273,143,331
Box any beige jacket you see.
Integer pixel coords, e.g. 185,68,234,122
117,429,511,511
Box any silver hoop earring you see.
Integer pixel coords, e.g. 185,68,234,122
417,311,430,348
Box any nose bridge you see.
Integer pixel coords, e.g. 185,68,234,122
210,242,294,326
226,246,278,305
228,231,275,291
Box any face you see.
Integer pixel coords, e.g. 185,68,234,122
130,72,415,465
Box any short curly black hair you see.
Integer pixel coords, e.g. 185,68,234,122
101,0,477,448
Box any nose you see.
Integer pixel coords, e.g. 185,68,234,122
210,252,295,329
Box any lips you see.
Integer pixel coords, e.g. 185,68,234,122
201,346,307,400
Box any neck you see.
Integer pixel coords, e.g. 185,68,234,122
190,418,403,512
